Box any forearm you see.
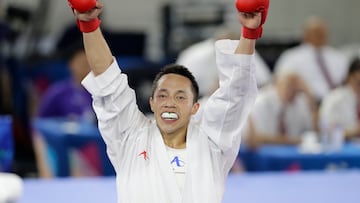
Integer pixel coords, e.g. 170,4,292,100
344,126,360,140
83,28,113,76
304,92,319,132
202,40,257,150
235,36,255,55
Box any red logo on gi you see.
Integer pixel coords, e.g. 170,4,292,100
138,150,148,160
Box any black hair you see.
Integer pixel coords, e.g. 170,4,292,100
151,64,199,103
55,23,85,61
348,58,360,78
60,40,85,61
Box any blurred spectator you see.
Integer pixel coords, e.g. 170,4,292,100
176,27,272,99
245,71,318,149
274,16,348,102
320,58,360,141
33,41,97,178
36,42,94,122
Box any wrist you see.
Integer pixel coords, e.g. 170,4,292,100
77,17,101,33
241,26,262,40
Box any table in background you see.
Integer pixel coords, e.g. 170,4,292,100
18,170,360,203
240,144,360,172
33,118,115,177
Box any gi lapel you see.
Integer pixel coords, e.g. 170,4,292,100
185,124,219,203
152,125,182,203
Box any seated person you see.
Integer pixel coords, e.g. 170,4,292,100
245,70,318,149
320,58,360,141
274,16,348,102
37,42,94,122
33,42,98,178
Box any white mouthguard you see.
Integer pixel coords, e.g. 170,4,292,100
161,112,178,120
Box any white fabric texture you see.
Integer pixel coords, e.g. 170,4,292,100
82,39,257,203
166,147,187,193
250,85,313,138
320,86,358,131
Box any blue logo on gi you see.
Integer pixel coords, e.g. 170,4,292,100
170,156,185,167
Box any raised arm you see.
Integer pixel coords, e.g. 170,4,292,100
235,0,269,55
68,0,113,75
201,0,269,155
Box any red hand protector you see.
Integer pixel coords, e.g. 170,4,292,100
235,0,270,39
68,0,96,13
68,0,101,33
76,19,101,33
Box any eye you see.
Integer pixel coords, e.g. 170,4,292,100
157,94,167,99
176,95,186,100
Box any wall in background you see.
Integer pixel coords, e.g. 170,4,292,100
2,0,360,60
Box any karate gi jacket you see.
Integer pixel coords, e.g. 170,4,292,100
82,39,257,203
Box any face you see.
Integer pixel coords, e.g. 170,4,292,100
150,73,199,136
69,50,91,84
303,18,328,48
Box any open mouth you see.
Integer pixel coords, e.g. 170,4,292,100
161,112,179,120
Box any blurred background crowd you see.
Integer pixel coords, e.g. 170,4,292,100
1,0,360,181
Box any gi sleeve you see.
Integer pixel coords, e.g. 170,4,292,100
81,58,148,162
200,39,258,153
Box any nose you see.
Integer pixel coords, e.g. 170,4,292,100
164,97,176,108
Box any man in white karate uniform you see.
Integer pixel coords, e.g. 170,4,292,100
68,0,269,202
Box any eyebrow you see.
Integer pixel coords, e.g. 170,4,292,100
157,88,187,94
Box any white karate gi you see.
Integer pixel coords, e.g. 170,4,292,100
82,40,257,203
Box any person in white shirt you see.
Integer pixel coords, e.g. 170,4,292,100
274,16,348,102
246,70,318,148
176,27,272,98
320,58,360,140
68,0,269,202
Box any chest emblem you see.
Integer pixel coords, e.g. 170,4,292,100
138,150,148,160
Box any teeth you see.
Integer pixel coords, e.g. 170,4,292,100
161,112,178,120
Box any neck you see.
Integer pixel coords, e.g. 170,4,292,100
276,87,288,104
348,83,360,101
161,131,186,149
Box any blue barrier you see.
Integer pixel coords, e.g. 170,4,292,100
0,115,13,172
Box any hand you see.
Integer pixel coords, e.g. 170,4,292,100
68,0,103,33
72,1,103,22
68,0,96,12
238,12,262,30
295,76,310,93
235,0,270,39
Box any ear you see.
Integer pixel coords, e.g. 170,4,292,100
149,97,154,112
190,102,200,115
